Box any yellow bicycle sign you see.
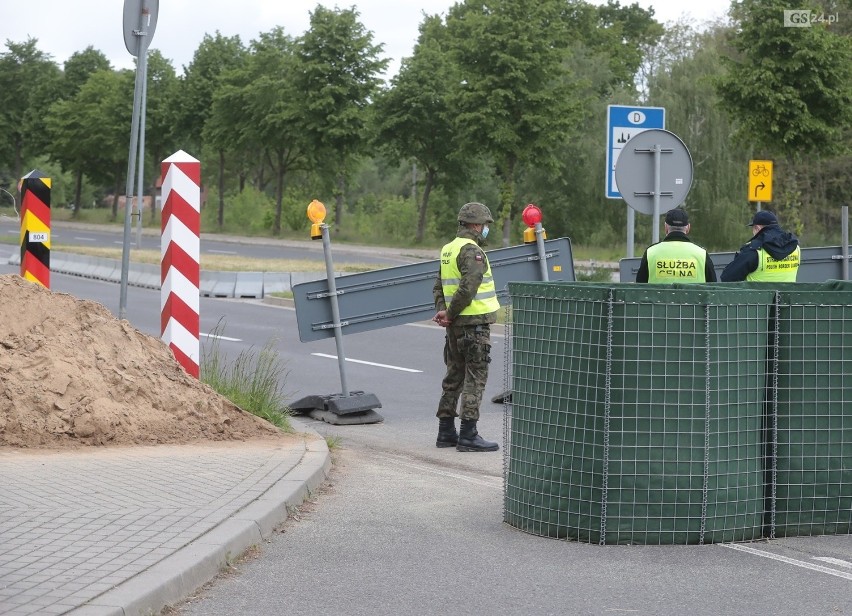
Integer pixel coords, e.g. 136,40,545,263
748,160,773,202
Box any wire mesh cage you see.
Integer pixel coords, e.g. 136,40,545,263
502,281,851,545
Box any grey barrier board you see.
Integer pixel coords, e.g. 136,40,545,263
292,237,576,343
619,245,852,283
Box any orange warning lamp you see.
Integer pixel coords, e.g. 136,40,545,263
522,203,545,243
307,199,326,240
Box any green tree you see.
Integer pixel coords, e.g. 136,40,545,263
45,69,134,218
444,0,584,245
646,24,750,250
223,27,313,235
0,39,62,180
142,50,182,221
717,0,852,157
62,46,111,97
295,5,388,227
176,33,246,156
372,15,465,243
178,33,247,229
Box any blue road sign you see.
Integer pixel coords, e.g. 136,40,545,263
606,105,665,199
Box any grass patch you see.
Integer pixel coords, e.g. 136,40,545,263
325,435,343,450
47,245,377,273
576,266,616,282
201,320,294,432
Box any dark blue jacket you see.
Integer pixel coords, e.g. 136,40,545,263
720,225,799,282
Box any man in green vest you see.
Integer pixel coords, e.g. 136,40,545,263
432,202,500,452
720,210,800,282
635,208,717,283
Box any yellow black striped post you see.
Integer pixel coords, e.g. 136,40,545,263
19,170,51,288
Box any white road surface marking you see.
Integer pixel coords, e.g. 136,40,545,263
720,543,852,581
207,249,238,255
813,557,852,569
312,353,422,373
73,237,96,241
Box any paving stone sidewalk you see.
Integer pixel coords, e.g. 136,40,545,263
0,420,329,616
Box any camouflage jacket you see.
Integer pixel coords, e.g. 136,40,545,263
432,227,498,326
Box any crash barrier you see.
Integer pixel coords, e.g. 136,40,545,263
291,237,576,342
619,245,852,283
4,250,328,298
503,281,851,545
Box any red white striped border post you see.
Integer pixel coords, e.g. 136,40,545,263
160,150,200,378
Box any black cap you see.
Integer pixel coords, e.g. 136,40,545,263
665,208,689,226
747,210,778,226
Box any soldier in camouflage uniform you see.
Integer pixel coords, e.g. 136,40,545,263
432,202,500,452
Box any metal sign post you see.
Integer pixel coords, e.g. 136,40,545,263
289,200,383,425
842,204,849,281
119,0,158,319
319,221,350,397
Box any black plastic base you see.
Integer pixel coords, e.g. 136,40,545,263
288,391,383,425
308,408,384,425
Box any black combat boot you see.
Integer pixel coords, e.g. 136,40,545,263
456,420,499,452
436,417,458,448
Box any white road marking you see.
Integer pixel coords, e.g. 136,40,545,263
720,543,852,581
207,249,238,255
200,332,242,342
311,353,421,373
813,557,852,569
73,236,96,241
372,453,502,488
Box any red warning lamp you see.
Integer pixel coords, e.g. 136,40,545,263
522,203,546,243
307,199,326,240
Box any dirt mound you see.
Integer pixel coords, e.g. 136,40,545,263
0,274,282,448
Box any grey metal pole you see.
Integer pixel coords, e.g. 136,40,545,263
626,206,635,258
652,143,661,243
0,187,16,217
119,36,146,320
135,50,148,249
534,222,549,282
321,223,349,396
842,205,849,281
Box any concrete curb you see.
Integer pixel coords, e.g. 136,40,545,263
70,418,331,616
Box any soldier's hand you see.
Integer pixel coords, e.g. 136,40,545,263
432,310,451,327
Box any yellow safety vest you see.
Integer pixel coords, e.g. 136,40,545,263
440,237,500,315
646,241,707,284
746,246,800,282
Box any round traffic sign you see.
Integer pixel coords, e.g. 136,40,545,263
615,129,693,215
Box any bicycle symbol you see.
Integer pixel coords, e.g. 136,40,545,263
752,164,770,177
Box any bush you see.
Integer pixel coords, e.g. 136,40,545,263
201,320,293,431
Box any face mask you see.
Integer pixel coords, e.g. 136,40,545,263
481,225,490,239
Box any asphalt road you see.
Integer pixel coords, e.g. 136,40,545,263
1,248,850,616
0,217,432,268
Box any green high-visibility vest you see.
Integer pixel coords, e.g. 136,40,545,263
646,241,707,284
746,246,800,282
440,237,500,315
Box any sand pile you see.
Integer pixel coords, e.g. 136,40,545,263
0,274,282,448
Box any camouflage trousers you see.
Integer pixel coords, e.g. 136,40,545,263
437,323,492,421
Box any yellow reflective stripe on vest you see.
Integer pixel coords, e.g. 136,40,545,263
646,241,707,283
440,237,500,315
747,246,800,282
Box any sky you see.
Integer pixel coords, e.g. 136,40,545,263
1,1,731,81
